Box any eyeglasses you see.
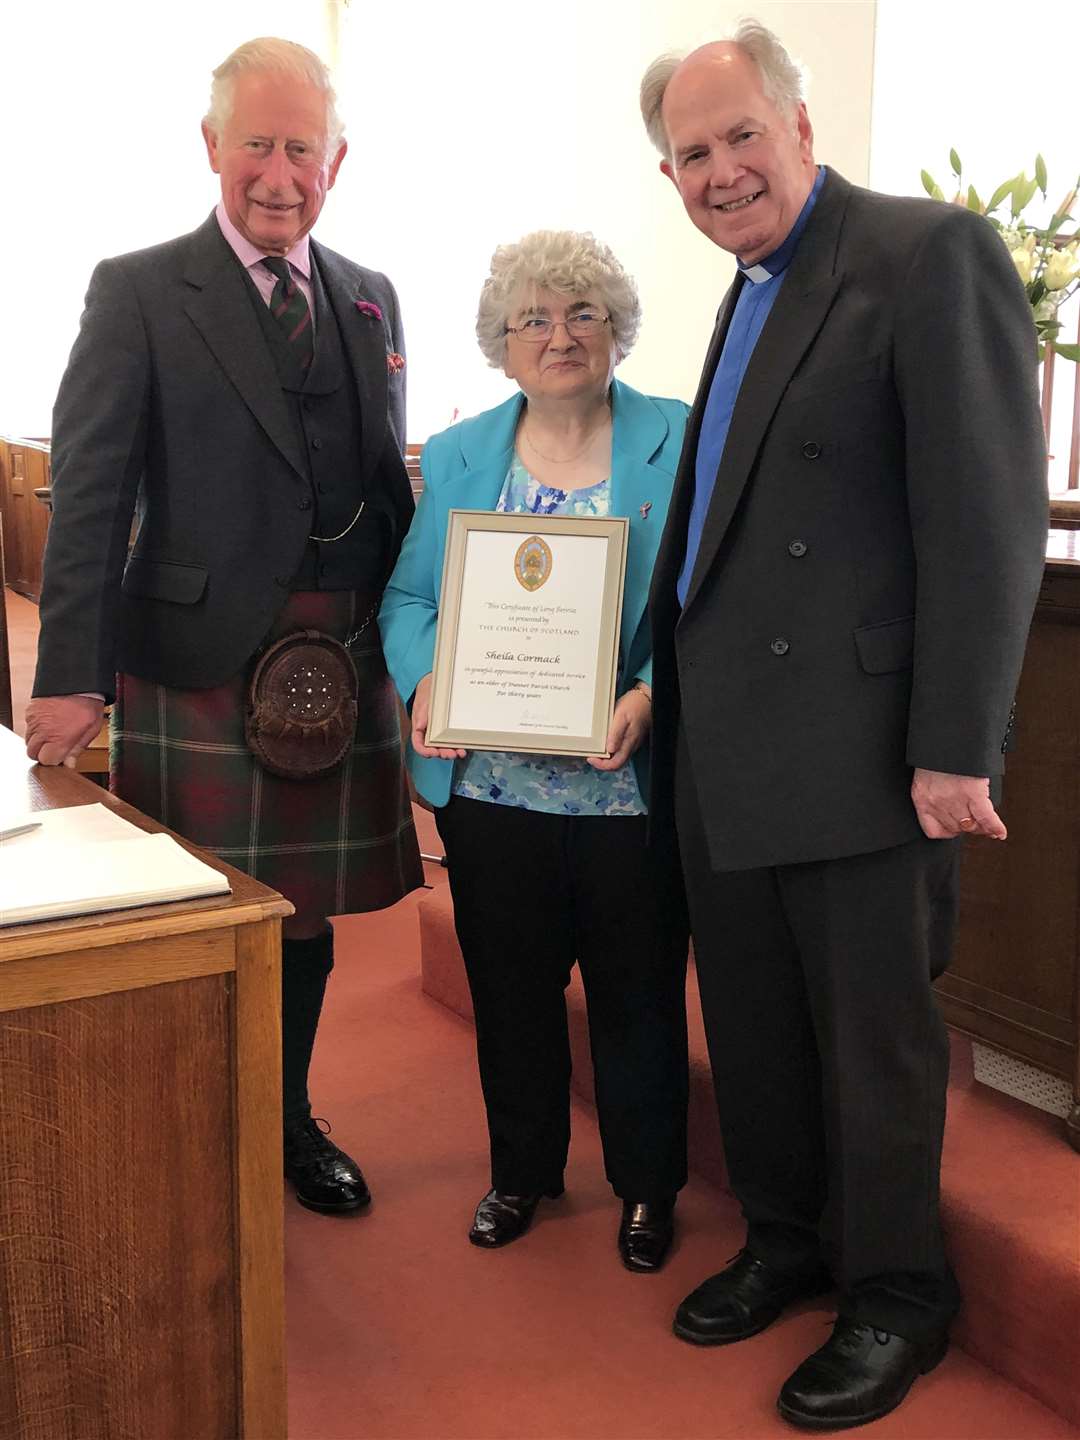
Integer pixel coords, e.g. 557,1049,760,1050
504,311,611,344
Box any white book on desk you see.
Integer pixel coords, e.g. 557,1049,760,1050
0,802,231,926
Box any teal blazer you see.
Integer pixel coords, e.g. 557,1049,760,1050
379,378,689,807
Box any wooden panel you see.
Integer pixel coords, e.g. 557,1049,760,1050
0,977,239,1439
0,929,234,1012
0,511,12,730
940,551,1080,1145
233,921,287,1440
0,438,50,601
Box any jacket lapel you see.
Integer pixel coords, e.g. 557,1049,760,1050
313,242,389,482
680,170,850,617
182,214,307,480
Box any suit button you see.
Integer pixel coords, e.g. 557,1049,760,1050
297,497,312,511
771,638,790,656
311,437,323,450
788,540,807,557
802,441,821,459
318,481,331,494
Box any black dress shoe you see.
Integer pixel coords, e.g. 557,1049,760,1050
468,1187,563,1248
618,1200,675,1273
674,1250,832,1345
778,1317,949,1430
283,1116,371,1214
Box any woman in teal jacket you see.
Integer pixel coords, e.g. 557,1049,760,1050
380,231,689,1271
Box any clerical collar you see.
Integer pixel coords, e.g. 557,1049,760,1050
737,166,827,284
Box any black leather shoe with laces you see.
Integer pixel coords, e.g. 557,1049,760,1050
468,1187,563,1248
618,1200,676,1273
283,1116,371,1214
777,1317,949,1430
674,1250,832,1345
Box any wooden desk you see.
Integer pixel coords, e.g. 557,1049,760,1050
0,725,292,1438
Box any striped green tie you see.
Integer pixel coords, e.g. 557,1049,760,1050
262,257,314,372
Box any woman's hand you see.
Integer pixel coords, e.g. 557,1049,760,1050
587,684,651,771
410,674,466,760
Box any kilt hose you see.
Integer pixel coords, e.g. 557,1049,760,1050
110,590,423,927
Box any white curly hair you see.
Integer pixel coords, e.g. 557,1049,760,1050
476,230,642,370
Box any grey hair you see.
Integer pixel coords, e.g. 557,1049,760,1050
204,36,345,151
640,18,807,160
476,230,641,370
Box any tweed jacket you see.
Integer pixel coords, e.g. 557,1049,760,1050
33,213,412,699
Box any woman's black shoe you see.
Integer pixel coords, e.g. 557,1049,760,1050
468,1187,563,1248
618,1200,675,1272
283,1116,371,1214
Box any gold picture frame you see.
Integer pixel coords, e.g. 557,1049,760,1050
427,510,629,756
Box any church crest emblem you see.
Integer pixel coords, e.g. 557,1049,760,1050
514,536,553,591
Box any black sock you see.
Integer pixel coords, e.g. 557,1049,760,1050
281,928,334,1128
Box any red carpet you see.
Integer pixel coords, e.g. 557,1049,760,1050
285,855,1079,1440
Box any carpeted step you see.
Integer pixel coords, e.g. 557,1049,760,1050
417,881,1080,1427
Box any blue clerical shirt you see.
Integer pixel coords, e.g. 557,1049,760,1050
677,166,827,606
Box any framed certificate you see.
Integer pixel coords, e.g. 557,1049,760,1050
426,510,629,756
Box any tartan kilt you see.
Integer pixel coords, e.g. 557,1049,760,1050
110,590,423,924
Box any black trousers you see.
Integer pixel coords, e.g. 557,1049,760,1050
676,738,962,1344
436,796,689,1202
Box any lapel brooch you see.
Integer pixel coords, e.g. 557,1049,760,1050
640,500,653,519
355,299,383,321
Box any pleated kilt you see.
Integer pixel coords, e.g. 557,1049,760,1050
110,590,423,923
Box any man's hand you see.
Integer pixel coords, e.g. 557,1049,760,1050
911,767,1006,840
409,674,466,761
588,685,652,772
25,695,105,768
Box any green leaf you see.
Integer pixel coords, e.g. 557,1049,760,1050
1020,177,1040,212
966,184,983,213
1052,343,1080,362
950,148,963,178
920,169,939,199
987,179,1015,213
1030,279,1047,306
1035,153,1048,194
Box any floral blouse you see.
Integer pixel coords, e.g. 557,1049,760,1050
451,455,645,817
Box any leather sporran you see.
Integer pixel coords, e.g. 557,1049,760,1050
245,630,359,780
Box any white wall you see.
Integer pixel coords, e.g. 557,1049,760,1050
870,0,1080,490
325,0,876,440
0,0,875,441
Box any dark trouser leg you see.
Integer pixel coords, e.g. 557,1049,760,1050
281,927,334,1126
676,732,961,1342
436,798,574,1196
570,815,689,1202
779,838,962,1342
676,744,826,1272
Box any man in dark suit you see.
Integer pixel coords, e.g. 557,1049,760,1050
26,38,422,1215
639,20,1048,1429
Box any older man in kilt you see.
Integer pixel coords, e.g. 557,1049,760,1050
25,38,423,1214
